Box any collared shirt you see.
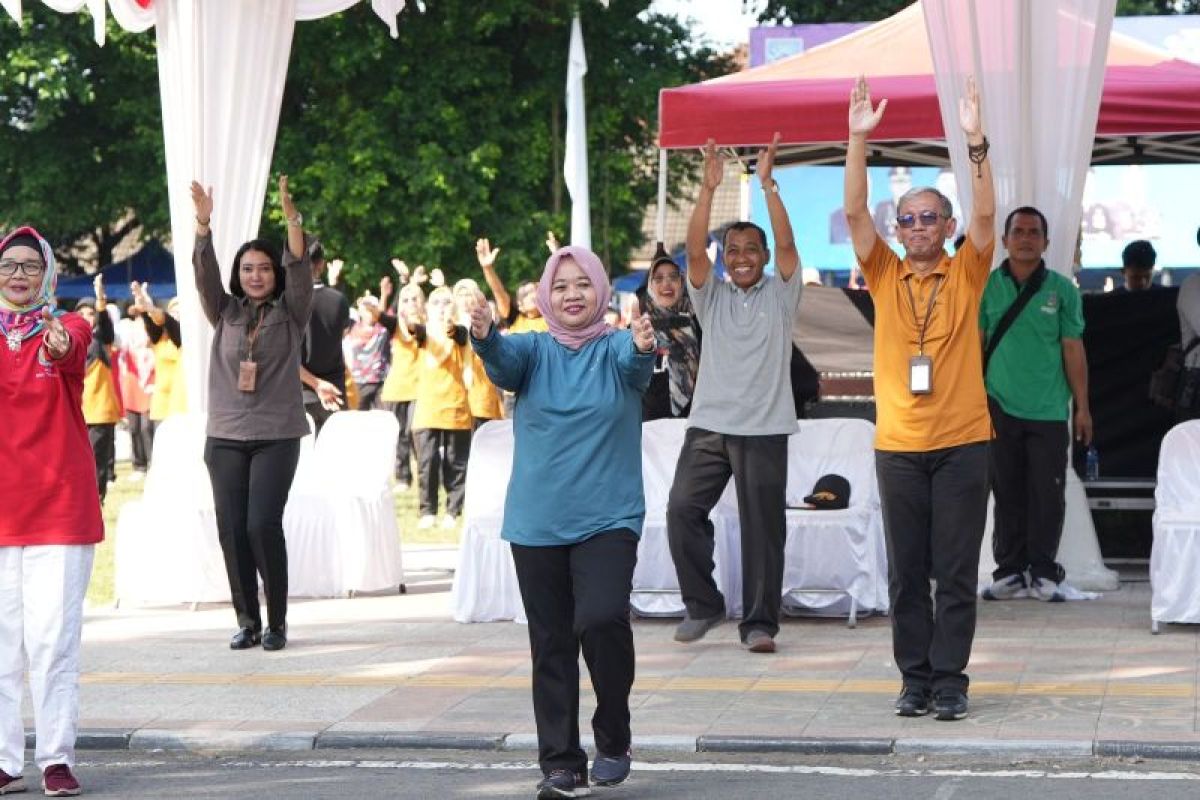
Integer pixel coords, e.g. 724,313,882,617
860,234,995,452
685,268,803,436
194,233,313,441
981,261,1084,421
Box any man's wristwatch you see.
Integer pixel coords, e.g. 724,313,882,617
287,212,303,227
763,179,779,194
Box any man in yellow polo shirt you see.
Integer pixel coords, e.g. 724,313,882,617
842,75,995,722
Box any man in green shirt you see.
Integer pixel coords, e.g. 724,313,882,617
980,206,1093,603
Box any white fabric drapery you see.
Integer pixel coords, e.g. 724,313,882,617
922,0,1115,276
564,15,592,248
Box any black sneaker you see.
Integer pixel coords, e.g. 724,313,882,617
591,748,631,786
894,686,930,717
932,689,969,721
536,769,591,798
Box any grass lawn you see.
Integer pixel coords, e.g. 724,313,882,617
87,462,460,609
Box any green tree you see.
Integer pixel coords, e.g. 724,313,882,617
0,9,166,273
272,0,730,294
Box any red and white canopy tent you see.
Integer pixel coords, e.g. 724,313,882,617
658,2,1200,166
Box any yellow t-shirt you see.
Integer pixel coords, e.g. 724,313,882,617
381,334,420,403
860,234,994,452
465,349,502,420
412,336,472,431
149,335,185,421
508,314,548,334
81,355,122,425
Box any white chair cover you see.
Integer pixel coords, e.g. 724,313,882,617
780,418,888,617
451,419,526,623
1150,420,1200,626
283,410,405,597
634,419,743,618
115,413,228,604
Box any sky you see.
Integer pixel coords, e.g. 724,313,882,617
648,0,763,50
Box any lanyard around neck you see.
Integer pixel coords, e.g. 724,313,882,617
903,275,944,355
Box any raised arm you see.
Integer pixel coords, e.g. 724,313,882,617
93,276,115,346
844,75,888,265
475,238,512,320
278,175,314,328
189,181,226,327
468,302,533,391
959,76,995,253
756,133,800,281
686,139,724,290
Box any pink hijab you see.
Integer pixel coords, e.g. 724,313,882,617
536,245,613,350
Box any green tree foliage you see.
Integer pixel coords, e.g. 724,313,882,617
751,0,1200,24
0,9,165,273
273,0,730,293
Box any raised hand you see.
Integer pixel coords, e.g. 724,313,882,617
757,131,782,187
700,138,725,191
391,258,410,282
430,268,446,288
469,302,493,339
848,75,887,137
315,379,344,412
380,275,394,303
411,265,429,285
476,238,501,269
93,274,105,300
327,258,343,286
958,74,982,137
190,180,214,224
630,311,655,353
545,230,560,254
41,307,71,359
279,175,299,223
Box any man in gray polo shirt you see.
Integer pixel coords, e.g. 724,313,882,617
667,134,802,654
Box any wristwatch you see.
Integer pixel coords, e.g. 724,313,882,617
763,179,779,194
287,213,303,226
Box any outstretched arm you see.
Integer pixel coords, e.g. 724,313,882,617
685,139,724,290
959,76,995,253
756,132,799,281
843,75,888,266
475,238,512,320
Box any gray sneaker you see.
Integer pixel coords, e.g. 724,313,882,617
673,612,725,643
981,573,1026,601
1029,576,1066,602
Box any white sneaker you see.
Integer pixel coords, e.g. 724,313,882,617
440,514,458,529
981,573,1026,601
1030,577,1066,602
417,515,436,529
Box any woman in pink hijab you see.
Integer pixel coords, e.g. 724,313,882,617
470,245,656,798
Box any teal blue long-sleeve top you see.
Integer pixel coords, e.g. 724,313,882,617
471,325,655,547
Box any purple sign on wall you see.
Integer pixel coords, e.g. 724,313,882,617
749,23,867,67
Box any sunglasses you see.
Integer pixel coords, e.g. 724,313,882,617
895,211,944,229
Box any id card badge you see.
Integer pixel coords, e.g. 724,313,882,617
909,355,933,395
237,360,258,392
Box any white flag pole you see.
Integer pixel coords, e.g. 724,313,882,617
564,14,591,249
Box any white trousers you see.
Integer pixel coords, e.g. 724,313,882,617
0,544,94,775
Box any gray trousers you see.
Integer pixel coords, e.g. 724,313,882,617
876,441,989,693
667,428,788,641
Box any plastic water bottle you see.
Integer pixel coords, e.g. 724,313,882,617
1085,445,1100,480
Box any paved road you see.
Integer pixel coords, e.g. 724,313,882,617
28,750,1200,799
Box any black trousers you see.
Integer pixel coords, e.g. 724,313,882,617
204,437,301,633
511,530,638,776
87,423,115,503
356,381,383,411
667,428,788,641
876,442,989,694
305,400,335,436
988,399,1068,582
126,411,153,471
385,400,415,483
414,428,470,517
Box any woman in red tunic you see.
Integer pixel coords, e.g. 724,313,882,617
0,226,103,797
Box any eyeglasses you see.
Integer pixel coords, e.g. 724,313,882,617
895,211,944,229
0,259,45,277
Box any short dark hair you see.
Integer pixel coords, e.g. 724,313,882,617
1122,239,1156,271
721,221,768,251
1004,206,1049,238
229,239,286,299
309,242,325,264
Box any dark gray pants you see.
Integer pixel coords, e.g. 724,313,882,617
414,428,470,517
511,530,637,777
385,400,415,484
876,441,989,693
988,399,1068,583
667,428,788,641
126,411,153,471
88,423,115,503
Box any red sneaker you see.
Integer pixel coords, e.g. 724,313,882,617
41,765,80,797
0,767,27,794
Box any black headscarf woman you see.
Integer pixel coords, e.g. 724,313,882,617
637,245,701,419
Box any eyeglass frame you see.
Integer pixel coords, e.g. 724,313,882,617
895,211,946,229
0,259,46,277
